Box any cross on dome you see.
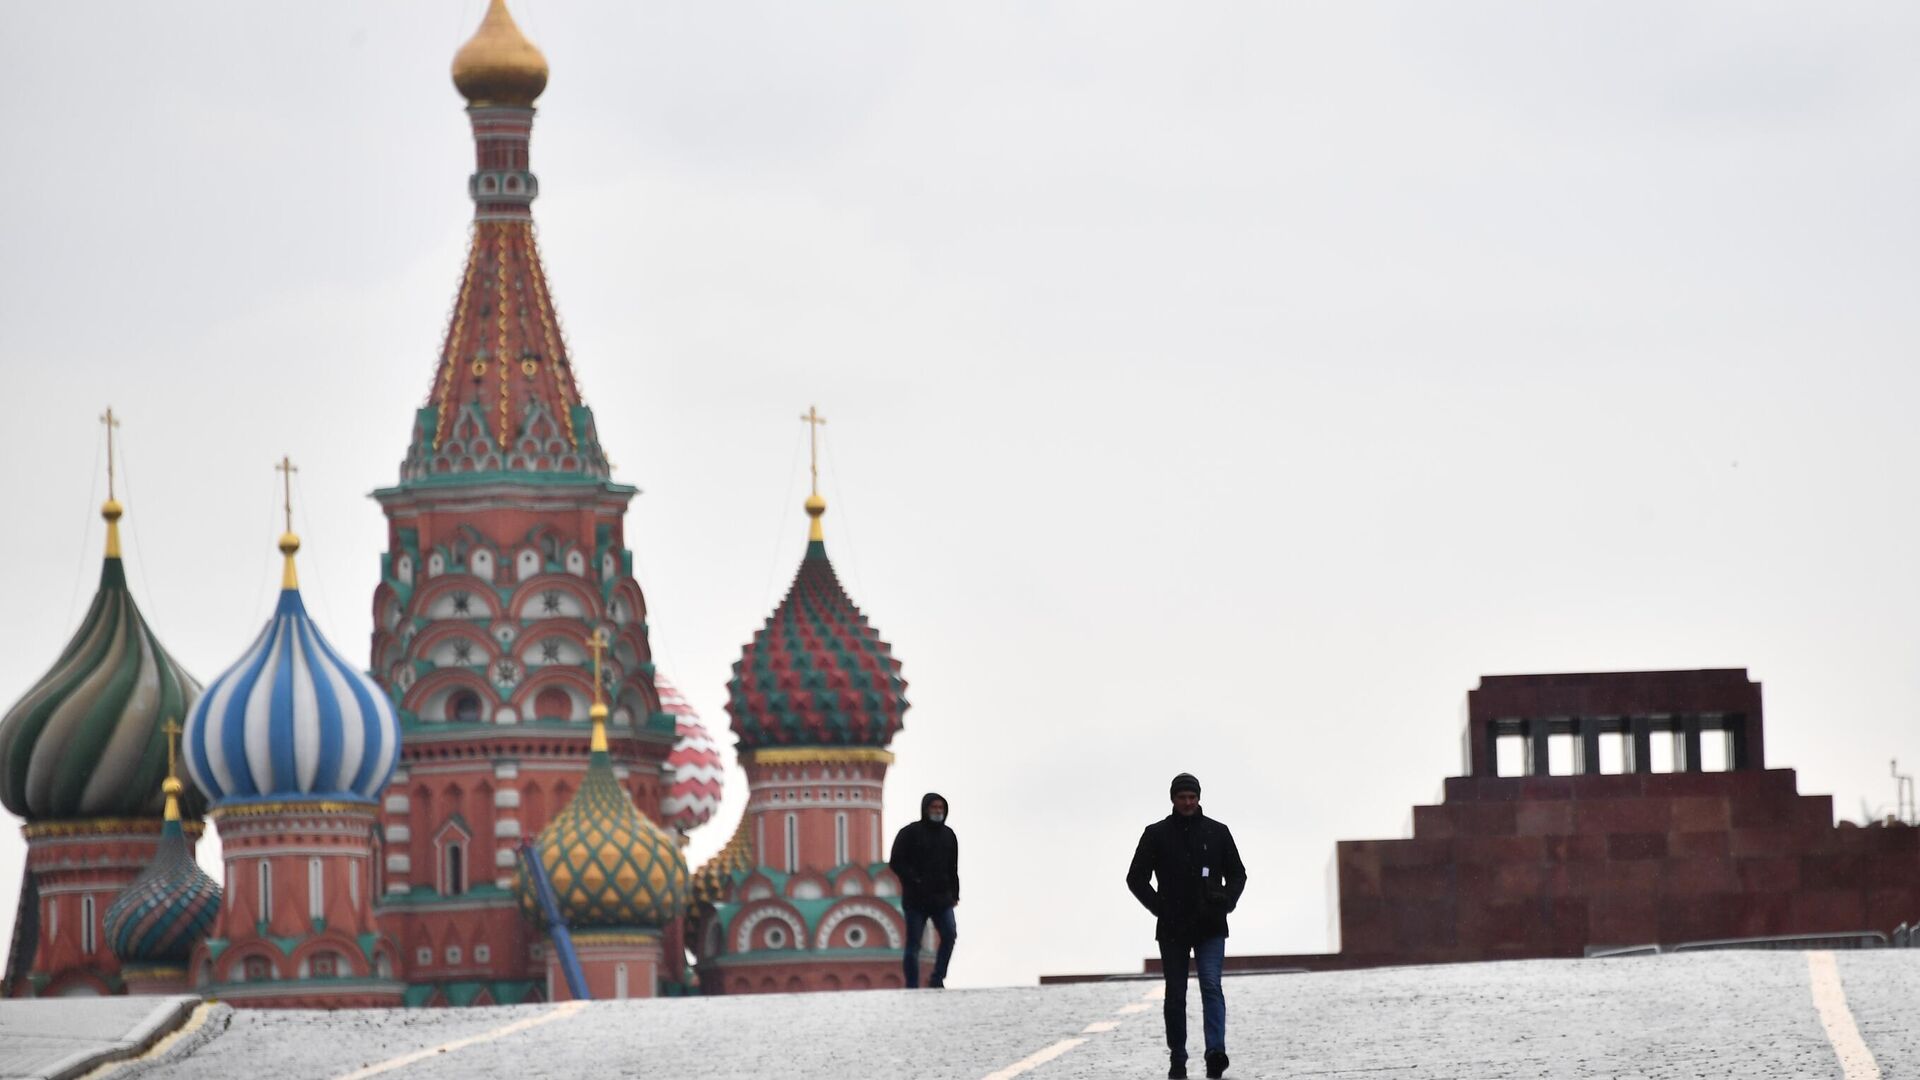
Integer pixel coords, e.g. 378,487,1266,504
800,405,829,541
275,455,300,589
100,406,124,555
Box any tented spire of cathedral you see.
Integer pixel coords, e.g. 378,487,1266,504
369,0,681,1004
399,0,607,482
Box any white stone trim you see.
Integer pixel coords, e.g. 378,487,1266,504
816,901,904,951
735,906,808,954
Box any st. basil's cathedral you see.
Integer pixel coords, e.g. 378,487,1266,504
0,0,918,1007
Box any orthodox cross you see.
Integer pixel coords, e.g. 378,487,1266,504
275,455,298,533
588,628,608,706
799,405,827,496
99,407,121,501
163,719,181,781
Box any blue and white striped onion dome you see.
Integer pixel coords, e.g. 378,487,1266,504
184,578,399,805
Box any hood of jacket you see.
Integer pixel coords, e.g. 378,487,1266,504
920,791,949,822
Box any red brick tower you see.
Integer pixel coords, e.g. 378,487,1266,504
0,414,206,997
691,411,919,994
367,0,679,1005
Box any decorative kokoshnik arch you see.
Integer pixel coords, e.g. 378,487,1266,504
733,902,809,954
815,900,903,951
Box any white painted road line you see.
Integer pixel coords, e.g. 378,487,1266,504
329,1000,588,1080
1082,1020,1122,1034
1807,951,1881,1080
980,1038,1089,1080
1116,1002,1154,1015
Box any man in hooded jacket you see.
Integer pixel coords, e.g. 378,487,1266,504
888,791,959,988
1128,772,1247,1080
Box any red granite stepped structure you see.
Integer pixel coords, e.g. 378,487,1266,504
689,410,919,994
0,414,207,998
1328,669,1920,964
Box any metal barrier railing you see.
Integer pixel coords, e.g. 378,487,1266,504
1588,928,1913,958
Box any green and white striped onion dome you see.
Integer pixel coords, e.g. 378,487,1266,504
0,501,204,821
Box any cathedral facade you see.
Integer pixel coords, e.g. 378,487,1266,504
2,0,920,1006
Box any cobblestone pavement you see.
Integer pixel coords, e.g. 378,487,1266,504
100,952,1917,1079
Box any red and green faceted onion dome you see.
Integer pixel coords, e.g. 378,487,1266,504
0,501,204,822
658,673,724,834
726,534,908,750
104,777,220,967
517,740,689,928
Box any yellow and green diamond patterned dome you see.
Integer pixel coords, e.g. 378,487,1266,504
518,747,689,929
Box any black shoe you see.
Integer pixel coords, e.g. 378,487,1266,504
1204,1051,1229,1078
929,978,945,989
1168,1059,1188,1079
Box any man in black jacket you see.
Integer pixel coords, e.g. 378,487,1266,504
888,791,958,988
1127,772,1247,1080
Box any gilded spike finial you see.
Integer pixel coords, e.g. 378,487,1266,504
275,456,301,589
588,628,609,753
800,405,828,542
99,408,124,557
161,719,184,823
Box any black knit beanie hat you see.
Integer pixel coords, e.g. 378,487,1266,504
1170,772,1201,798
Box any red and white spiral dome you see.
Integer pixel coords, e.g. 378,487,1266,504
657,673,725,834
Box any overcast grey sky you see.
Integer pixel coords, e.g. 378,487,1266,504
3,2,1919,989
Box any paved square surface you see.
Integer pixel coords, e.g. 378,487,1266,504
31,951,1920,1079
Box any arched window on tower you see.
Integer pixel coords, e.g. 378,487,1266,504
835,812,849,867
308,856,324,921
534,686,571,721
258,861,274,924
446,843,466,897
80,895,95,955
785,813,799,874
451,691,483,723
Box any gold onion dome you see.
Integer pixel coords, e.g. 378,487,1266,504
452,0,549,108
517,705,689,928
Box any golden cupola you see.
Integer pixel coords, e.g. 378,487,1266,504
451,0,549,108
515,635,688,929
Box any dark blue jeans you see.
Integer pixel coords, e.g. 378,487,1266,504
902,902,956,988
1159,935,1226,1061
